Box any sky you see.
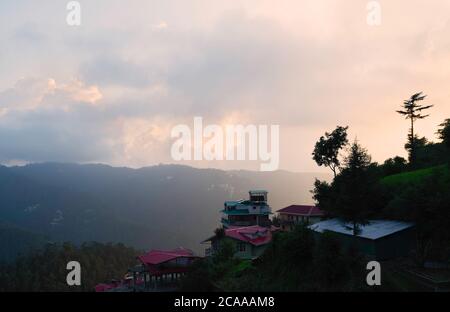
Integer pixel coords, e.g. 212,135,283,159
0,0,449,172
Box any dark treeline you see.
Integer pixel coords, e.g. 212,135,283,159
312,113,450,266
0,242,140,291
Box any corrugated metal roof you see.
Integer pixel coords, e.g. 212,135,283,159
309,218,415,240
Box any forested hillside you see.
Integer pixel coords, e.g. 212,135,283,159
0,163,329,261
0,242,140,291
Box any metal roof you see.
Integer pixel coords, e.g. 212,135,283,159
309,218,415,240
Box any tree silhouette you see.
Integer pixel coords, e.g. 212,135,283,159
313,141,380,236
397,92,433,166
437,119,450,149
340,141,373,235
312,126,349,177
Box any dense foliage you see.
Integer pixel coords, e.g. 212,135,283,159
383,166,450,265
313,118,450,267
0,242,140,291
181,225,371,291
313,141,387,233
0,222,47,263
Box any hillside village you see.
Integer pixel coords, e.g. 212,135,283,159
94,99,450,292
1,96,449,292
94,186,440,292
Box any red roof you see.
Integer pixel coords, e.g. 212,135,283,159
277,205,324,216
225,225,273,246
94,278,138,292
138,247,197,265
94,283,115,292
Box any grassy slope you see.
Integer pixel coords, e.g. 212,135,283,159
381,164,449,187
380,164,450,291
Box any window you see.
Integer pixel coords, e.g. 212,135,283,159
250,195,265,202
237,242,246,252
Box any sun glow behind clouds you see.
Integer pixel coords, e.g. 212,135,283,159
1,1,450,171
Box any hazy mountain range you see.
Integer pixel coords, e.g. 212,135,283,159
0,163,330,261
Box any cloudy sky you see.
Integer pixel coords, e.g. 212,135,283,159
0,0,449,172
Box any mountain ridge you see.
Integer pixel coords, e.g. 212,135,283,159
0,162,331,260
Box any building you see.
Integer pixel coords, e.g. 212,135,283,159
276,205,324,231
203,225,276,260
135,248,200,284
309,218,415,260
221,190,272,228
203,190,276,260
95,247,201,292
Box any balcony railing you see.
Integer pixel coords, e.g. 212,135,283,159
221,218,271,227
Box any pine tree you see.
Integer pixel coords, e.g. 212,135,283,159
397,92,433,166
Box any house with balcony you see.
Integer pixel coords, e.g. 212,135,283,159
202,190,276,259
276,205,324,231
221,190,272,228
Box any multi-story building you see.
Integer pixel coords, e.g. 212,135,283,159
221,190,272,228
203,190,276,259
